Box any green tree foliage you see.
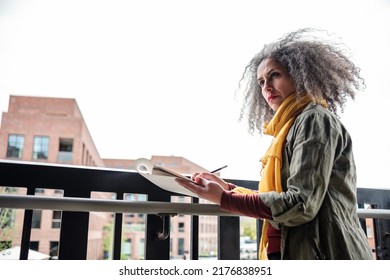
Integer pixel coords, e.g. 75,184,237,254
0,187,16,251
241,218,256,240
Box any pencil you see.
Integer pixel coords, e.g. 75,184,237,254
210,165,228,173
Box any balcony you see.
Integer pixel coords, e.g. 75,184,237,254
57,151,73,163
0,159,389,260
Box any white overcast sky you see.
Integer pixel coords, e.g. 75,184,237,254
0,0,390,189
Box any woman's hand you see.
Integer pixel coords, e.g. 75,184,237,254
175,172,228,205
191,172,231,190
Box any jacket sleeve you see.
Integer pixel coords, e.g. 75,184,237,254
259,107,342,227
220,191,273,219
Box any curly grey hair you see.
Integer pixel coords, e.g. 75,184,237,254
238,28,365,134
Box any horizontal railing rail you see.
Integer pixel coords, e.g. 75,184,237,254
0,194,231,216
1,194,390,219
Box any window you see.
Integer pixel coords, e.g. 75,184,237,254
31,210,42,228
121,238,131,259
29,241,39,251
178,238,184,255
50,241,59,259
58,138,73,162
6,134,24,158
82,143,85,164
52,211,62,228
54,189,64,195
35,188,44,194
138,239,145,259
59,138,73,152
33,136,49,160
125,194,136,201
178,222,185,232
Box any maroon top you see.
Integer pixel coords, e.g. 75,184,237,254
220,186,281,255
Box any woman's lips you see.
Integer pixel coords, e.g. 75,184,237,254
268,95,278,102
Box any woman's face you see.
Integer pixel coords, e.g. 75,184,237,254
257,58,296,112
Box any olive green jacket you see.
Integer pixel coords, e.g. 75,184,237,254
259,103,373,260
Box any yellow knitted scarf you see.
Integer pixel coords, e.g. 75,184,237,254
257,93,313,259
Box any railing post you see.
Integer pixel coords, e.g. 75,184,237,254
145,191,171,260
218,216,240,260
58,211,90,260
58,189,90,260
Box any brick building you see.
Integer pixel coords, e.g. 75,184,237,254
0,95,103,167
0,95,217,259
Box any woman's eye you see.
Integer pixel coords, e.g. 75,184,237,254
270,72,279,78
258,80,265,87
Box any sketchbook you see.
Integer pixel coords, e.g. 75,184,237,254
134,158,197,197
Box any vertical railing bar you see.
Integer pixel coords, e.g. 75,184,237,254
113,192,124,260
218,216,240,260
19,188,35,260
191,197,199,260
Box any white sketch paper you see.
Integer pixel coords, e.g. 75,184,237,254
135,158,197,197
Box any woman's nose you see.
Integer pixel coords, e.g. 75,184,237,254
263,79,273,91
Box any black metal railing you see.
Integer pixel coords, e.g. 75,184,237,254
0,159,389,260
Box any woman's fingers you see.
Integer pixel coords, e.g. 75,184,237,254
191,172,200,181
176,178,204,196
193,172,230,190
175,177,224,205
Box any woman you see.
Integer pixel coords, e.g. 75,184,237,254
176,29,373,260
